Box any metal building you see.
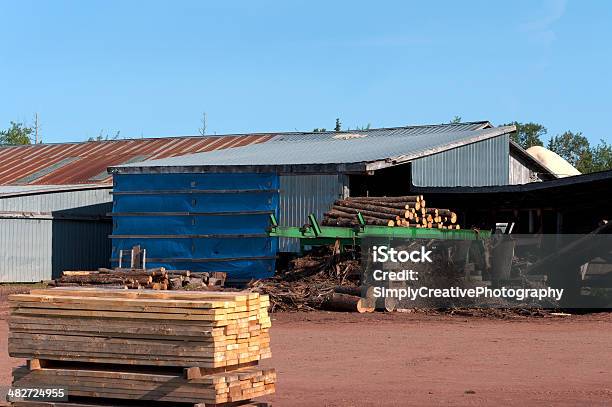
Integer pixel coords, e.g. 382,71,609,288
109,122,556,277
0,121,556,281
0,133,277,282
0,185,112,282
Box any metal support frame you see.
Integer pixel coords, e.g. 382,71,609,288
267,212,490,252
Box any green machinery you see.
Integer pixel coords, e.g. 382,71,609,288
268,213,491,252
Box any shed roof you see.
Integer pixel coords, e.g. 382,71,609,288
0,134,273,185
410,169,611,213
112,122,515,174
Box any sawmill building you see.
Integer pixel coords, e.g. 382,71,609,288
0,121,557,282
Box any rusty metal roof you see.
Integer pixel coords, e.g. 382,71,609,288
0,134,274,185
0,121,495,185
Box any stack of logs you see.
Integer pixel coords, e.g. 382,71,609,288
48,268,226,290
322,195,460,230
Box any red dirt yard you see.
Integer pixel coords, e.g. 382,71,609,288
1,298,611,406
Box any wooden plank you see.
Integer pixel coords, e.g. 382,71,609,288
9,307,237,322
12,365,276,404
10,301,234,315
9,294,238,309
28,288,251,301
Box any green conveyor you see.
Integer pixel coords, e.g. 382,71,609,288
267,213,490,251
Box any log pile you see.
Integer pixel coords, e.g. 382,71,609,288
48,268,226,291
8,288,275,406
322,195,461,229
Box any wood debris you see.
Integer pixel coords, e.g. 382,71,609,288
48,268,226,291
249,245,363,312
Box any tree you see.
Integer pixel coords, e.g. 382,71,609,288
548,132,612,173
355,123,371,130
198,112,207,136
588,140,612,173
312,128,326,132
0,121,33,145
450,116,462,123
547,131,591,170
504,121,546,149
334,118,341,132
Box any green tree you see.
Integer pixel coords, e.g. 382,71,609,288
334,118,341,132
504,121,546,149
0,121,33,145
355,123,371,130
588,140,612,173
450,116,462,123
547,131,592,172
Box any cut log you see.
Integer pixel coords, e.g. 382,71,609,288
384,297,398,312
332,204,405,218
323,293,372,313
436,209,458,224
335,200,411,213
348,195,421,203
333,285,375,298
322,216,393,227
62,271,99,276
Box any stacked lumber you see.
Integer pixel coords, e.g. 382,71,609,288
49,268,226,291
12,365,276,405
322,195,461,229
8,288,275,406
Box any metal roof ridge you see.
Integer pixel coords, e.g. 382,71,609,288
0,121,493,147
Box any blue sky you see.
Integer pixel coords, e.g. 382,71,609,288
0,0,610,144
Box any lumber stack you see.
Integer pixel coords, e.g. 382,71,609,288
49,268,226,291
8,288,275,406
322,195,461,230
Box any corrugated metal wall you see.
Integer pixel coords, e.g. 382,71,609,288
411,135,510,187
0,188,113,282
0,219,51,282
0,188,112,213
278,174,346,252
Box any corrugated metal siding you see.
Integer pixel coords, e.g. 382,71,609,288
0,219,51,282
0,219,112,282
279,174,346,252
0,188,113,282
51,220,113,279
0,188,112,212
411,134,510,187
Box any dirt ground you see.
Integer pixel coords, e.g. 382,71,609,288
1,298,611,406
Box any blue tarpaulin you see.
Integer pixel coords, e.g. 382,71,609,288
111,173,279,279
